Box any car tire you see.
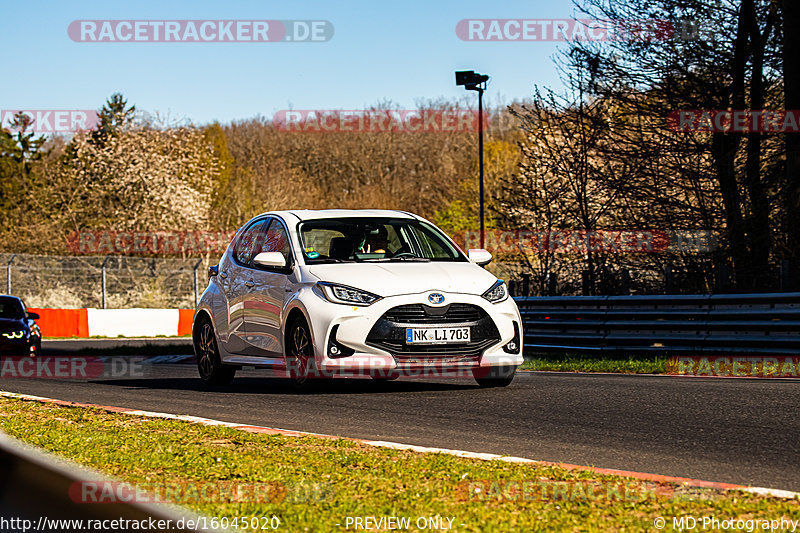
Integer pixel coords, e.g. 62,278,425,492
287,317,330,392
473,365,516,388
194,316,236,386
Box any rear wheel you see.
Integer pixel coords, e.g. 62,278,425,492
287,317,329,391
194,317,236,386
473,365,516,388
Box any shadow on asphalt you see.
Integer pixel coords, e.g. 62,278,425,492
90,376,483,395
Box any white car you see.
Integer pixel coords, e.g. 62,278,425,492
193,210,523,390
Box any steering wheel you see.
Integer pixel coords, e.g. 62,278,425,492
391,252,419,259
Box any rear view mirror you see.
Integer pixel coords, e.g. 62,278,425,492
27,312,40,320
467,248,493,266
253,252,287,268
208,264,219,278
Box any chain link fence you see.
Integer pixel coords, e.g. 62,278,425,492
0,254,213,309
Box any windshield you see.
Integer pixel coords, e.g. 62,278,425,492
298,217,466,264
0,297,24,319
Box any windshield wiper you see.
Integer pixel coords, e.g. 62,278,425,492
389,256,430,262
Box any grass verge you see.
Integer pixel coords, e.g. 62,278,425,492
520,353,668,374
0,397,796,532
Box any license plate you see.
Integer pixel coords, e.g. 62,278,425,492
405,327,470,344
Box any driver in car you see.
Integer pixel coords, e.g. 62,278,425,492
361,226,389,254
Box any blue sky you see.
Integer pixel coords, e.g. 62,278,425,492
1,0,580,126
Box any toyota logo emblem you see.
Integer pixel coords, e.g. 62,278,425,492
428,292,445,304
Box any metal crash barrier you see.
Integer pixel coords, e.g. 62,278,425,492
514,293,800,355
0,431,216,532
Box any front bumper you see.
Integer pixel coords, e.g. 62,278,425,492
305,289,523,374
0,337,36,357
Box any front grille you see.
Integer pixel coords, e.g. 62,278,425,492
382,303,484,324
366,303,500,365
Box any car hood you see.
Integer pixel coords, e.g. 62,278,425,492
0,318,25,332
306,261,498,297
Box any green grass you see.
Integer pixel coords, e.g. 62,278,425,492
521,353,668,374
0,397,796,532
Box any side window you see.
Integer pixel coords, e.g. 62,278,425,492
233,219,269,266
255,219,291,266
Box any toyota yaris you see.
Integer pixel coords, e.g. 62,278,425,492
193,210,522,390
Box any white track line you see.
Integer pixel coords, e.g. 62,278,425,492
1,390,798,500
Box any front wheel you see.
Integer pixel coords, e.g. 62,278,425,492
194,317,236,386
287,318,330,391
31,337,42,357
473,365,516,388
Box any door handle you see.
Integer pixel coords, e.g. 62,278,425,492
220,271,228,279
245,280,255,288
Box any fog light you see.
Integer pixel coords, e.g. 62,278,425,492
327,325,355,358
503,322,521,354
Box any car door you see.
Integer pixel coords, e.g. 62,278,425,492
220,218,270,354
242,217,295,357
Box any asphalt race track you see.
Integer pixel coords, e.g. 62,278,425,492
1,360,798,492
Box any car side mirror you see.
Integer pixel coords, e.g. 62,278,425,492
208,264,219,278
253,252,287,268
468,248,492,266
27,312,40,320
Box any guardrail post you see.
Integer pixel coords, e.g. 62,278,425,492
6,254,16,294
716,263,731,293
664,266,674,294
780,260,791,291
193,258,203,308
101,256,110,309
581,270,591,295
621,269,631,295
546,271,557,295
521,273,531,297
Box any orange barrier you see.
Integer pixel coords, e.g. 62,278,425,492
27,308,195,338
29,308,89,338
177,309,195,336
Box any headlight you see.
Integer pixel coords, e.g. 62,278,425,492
1,330,25,339
482,280,508,303
318,282,382,306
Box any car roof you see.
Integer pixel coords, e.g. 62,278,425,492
273,209,418,221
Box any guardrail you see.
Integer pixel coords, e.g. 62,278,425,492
0,430,214,531
514,293,800,355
